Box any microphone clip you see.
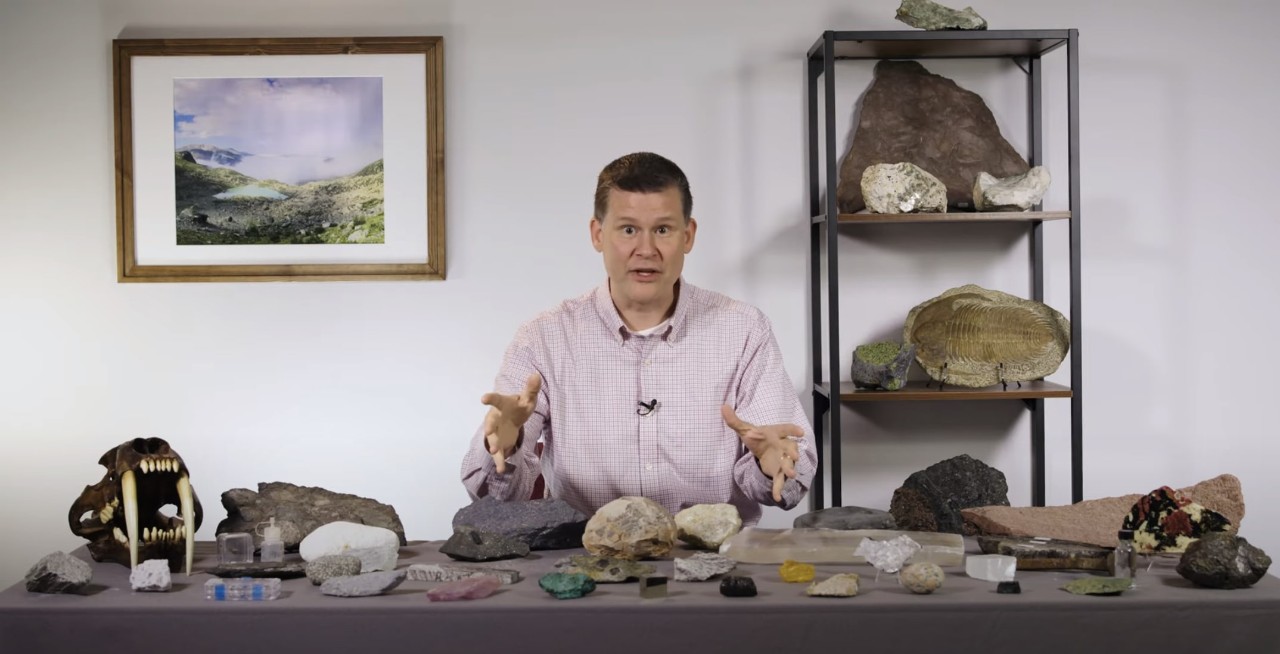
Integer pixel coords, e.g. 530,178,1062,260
636,399,659,416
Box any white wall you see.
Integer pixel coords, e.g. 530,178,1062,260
1,0,1276,585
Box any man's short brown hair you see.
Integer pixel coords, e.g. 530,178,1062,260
593,152,692,222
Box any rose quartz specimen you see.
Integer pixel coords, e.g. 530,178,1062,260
426,575,502,602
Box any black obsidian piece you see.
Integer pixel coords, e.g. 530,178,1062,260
996,581,1021,594
720,575,758,598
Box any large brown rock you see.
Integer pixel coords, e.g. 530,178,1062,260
836,60,1028,213
962,474,1245,548
582,496,676,560
217,482,407,551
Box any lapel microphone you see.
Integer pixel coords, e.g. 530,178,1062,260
636,399,659,416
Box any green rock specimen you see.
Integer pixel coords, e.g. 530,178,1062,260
1062,576,1133,596
895,0,987,31
538,572,597,600
851,341,916,391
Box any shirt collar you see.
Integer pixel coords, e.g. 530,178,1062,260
593,278,692,346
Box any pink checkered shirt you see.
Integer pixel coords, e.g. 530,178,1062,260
460,279,816,525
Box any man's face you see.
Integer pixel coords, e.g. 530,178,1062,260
591,187,697,314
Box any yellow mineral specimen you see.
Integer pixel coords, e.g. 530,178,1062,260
779,559,816,583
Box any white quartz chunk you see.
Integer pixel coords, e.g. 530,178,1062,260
299,521,400,572
130,559,172,592
965,554,1017,582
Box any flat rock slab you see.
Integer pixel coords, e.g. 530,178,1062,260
439,527,530,562
407,563,521,585
963,474,1246,548
977,535,1110,571
217,481,407,551
452,497,587,550
320,570,407,598
793,506,896,531
208,561,308,579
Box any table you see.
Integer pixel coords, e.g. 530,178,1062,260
2,540,1277,654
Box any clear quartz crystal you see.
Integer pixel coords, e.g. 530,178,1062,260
965,554,1017,582
1114,529,1137,588
855,535,920,574
719,528,964,566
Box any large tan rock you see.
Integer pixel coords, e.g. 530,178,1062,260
582,497,676,560
961,474,1245,548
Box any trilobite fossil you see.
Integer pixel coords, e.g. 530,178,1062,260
903,284,1070,388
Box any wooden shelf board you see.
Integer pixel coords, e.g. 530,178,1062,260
824,31,1071,60
836,210,1070,225
828,380,1072,402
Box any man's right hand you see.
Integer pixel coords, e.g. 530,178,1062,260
480,373,542,473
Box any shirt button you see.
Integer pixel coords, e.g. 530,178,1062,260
646,464,654,471
644,359,651,366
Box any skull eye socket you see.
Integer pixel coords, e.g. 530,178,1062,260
79,510,95,523
130,437,168,455
158,504,178,519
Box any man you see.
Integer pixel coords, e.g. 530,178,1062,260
460,152,816,525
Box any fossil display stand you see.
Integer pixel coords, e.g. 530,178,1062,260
807,30,1082,509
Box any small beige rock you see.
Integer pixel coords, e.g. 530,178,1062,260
806,573,860,597
900,562,945,594
675,504,742,550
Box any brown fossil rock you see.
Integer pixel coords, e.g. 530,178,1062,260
903,284,1070,388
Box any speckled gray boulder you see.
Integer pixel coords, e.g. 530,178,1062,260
320,569,407,597
794,506,897,531
452,497,587,550
25,552,92,594
306,554,363,586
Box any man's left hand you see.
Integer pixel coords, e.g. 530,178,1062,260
721,405,802,503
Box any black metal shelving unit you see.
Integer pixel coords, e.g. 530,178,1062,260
806,29,1082,510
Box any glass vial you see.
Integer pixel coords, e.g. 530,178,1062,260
257,518,285,564
1114,529,1137,588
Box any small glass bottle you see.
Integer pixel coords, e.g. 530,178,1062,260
1114,529,1137,588
257,518,285,564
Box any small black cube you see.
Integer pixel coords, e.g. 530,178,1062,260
720,575,757,598
996,581,1021,594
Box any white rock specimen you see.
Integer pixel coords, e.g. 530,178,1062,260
965,554,1016,582
806,573,861,597
900,562,945,594
973,166,1051,211
675,504,742,550
674,553,738,582
582,496,676,560
407,563,522,585
299,521,400,572
130,559,172,592
855,535,921,574
861,162,947,214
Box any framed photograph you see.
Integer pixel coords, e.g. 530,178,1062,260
112,37,445,282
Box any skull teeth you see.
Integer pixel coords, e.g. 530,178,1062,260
139,458,180,474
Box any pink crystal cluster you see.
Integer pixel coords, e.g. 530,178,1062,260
426,575,503,602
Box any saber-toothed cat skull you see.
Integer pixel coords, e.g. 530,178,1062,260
69,438,202,574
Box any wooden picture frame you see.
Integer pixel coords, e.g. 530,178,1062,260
112,37,445,282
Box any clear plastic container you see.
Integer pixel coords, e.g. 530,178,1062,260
216,532,254,565
204,577,281,601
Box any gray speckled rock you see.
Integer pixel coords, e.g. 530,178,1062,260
554,555,656,583
129,559,171,592
861,163,947,214
973,167,1051,211
452,497,587,550
25,552,92,594
320,569,407,597
793,506,897,531
674,553,738,582
407,563,521,585
306,555,363,586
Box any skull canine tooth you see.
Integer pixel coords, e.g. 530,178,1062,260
113,527,127,544
178,474,195,575
122,469,139,568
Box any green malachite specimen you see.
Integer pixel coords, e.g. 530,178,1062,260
538,573,597,600
851,341,916,391
1062,576,1132,596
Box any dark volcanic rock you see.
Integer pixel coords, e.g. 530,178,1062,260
207,561,308,579
793,505,897,530
453,497,587,550
25,552,92,594
1176,532,1271,589
217,482,407,552
890,454,1009,534
836,60,1029,212
440,526,531,562
719,575,758,598
996,581,1021,594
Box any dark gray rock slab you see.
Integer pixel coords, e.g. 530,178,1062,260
890,454,1009,534
977,535,1110,571
836,60,1028,213
25,552,93,594
452,497,587,550
1176,532,1272,589
793,505,897,531
207,561,308,579
440,526,531,562
216,481,407,551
